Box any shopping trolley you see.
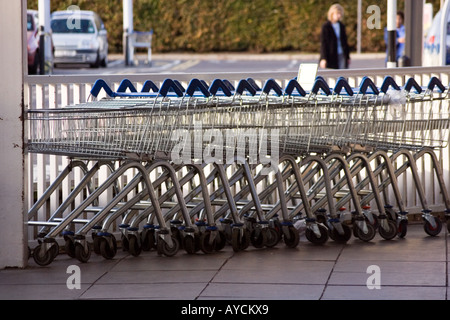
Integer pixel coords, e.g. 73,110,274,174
26,75,450,266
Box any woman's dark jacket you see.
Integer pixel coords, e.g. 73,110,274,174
320,20,350,69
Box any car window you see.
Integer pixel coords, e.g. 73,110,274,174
27,14,34,31
51,18,96,34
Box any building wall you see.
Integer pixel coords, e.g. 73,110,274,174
0,0,27,268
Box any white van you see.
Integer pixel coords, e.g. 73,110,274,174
51,10,108,68
423,2,450,66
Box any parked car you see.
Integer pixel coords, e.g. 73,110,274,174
27,10,40,74
423,6,450,66
51,10,108,68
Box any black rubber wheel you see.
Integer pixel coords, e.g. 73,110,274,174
355,222,376,242
250,229,266,248
378,220,398,240
330,224,352,243
64,238,76,258
183,235,196,254
99,236,117,260
264,227,280,248
74,243,91,263
305,224,329,245
283,225,300,248
199,231,216,254
128,235,142,257
397,219,408,238
157,236,180,257
121,234,130,252
32,243,57,266
424,217,442,237
90,51,101,68
141,229,156,251
231,228,250,252
214,231,227,251
92,233,101,254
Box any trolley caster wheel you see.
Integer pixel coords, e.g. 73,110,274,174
231,227,250,252
171,226,183,249
141,228,156,251
305,224,329,245
397,219,408,238
74,243,91,263
330,224,352,243
378,219,398,240
64,238,76,258
354,223,376,242
199,230,218,254
156,235,180,257
424,216,442,237
215,230,227,251
250,229,266,249
128,234,142,257
92,233,102,255
99,235,117,260
264,227,280,248
121,234,130,252
183,235,196,254
283,225,300,248
33,242,59,266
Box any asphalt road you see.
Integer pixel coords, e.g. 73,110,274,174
51,52,386,75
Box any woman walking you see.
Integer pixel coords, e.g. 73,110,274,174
319,4,351,69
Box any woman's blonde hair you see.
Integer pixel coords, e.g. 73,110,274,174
327,3,345,21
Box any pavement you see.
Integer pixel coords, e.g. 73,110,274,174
0,222,448,301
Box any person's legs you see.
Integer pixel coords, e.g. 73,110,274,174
338,54,347,69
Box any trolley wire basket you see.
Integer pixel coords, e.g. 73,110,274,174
27,76,450,162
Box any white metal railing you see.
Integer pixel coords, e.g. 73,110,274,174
24,66,450,240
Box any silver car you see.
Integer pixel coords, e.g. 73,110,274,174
51,10,108,68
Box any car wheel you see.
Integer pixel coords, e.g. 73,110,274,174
101,55,108,67
90,51,101,68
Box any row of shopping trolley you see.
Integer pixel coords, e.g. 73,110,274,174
26,75,450,266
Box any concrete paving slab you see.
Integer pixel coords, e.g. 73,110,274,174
199,283,325,300
330,260,446,286
0,224,448,300
321,285,446,300
80,283,208,300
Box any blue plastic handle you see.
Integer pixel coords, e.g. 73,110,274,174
247,78,261,91
284,79,306,97
158,79,184,97
173,79,186,93
262,78,283,96
117,79,138,93
141,80,159,93
404,78,422,94
209,79,232,97
311,77,331,95
428,77,446,93
186,78,211,97
235,79,257,96
222,79,235,91
380,76,400,93
90,79,115,98
359,77,379,95
333,77,354,96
